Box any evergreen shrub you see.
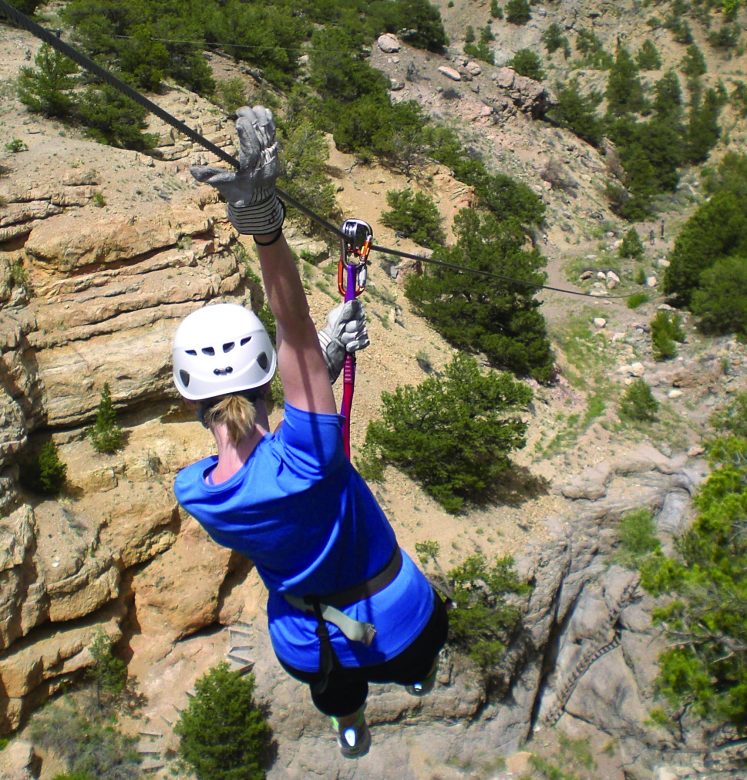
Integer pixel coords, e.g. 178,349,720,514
87,383,125,454
381,189,445,248
651,310,685,360
620,228,644,259
416,541,530,678
510,49,545,80
505,0,531,24
175,663,273,780
619,379,658,422
358,354,532,513
19,440,67,495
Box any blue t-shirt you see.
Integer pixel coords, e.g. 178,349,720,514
174,402,434,671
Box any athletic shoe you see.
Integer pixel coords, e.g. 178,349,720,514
405,656,439,697
330,707,371,759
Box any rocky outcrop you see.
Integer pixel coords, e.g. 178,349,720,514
0,153,255,727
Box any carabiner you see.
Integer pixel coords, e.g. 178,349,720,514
338,218,372,298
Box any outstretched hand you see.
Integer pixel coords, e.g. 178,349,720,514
190,106,284,235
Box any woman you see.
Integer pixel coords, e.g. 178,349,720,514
172,106,448,759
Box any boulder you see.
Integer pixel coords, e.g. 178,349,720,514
377,33,400,53
438,65,462,82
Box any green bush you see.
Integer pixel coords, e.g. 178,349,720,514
664,188,747,306
619,378,658,422
651,310,685,360
681,44,707,79
627,292,649,309
731,81,747,117
5,138,28,153
542,23,570,57
17,43,78,119
509,49,545,81
87,383,125,454
547,79,604,146
709,392,747,439
708,22,741,49
639,434,747,731
575,29,613,69
358,354,532,513
19,440,67,496
30,702,140,780
447,553,528,677
213,78,248,114
606,47,646,118
175,663,273,780
7,0,44,13
381,189,445,248
417,542,529,678
636,40,662,70
88,631,127,711
505,0,531,24
620,228,644,259
77,85,157,151
405,209,554,382
278,117,339,235
616,509,661,569
691,255,747,336
490,0,503,18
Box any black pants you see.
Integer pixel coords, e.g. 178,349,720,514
279,590,449,717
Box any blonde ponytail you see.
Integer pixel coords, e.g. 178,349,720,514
201,394,257,445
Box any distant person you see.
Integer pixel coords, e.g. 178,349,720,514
171,107,448,759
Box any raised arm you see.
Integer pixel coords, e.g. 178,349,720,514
190,106,367,414
245,231,335,413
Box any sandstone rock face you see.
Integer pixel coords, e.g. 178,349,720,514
0,147,249,726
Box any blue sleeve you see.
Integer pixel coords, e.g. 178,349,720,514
276,402,346,478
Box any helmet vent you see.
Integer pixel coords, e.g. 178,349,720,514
202,347,215,356
213,367,234,376
257,352,269,371
223,342,235,353
179,370,190,387
186,350,197,356
240,336,252,346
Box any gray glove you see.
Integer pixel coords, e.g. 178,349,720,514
190,106,284,236
318,300,370,383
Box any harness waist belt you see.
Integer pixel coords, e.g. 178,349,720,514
283,546,403,647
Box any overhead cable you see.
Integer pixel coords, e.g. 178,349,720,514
0,0,633,302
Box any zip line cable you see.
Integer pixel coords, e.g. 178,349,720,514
1,1,634,302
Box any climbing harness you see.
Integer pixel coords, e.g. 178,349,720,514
284,546,403,694
338,219,372,459
0,0,634,301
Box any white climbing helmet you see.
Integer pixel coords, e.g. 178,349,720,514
172,303,276,401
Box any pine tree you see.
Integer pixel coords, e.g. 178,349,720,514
87,383,125,454
175,663,272,780
606,47,646,117
548,78,604,146
681,44,707,80
510,49,545,81
505,0,531,25
17,43,78,118
619,379,658,422
685,87,721,164
636,40,662,70
405,209,554,383
38,440,67,495
620,228,644,259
